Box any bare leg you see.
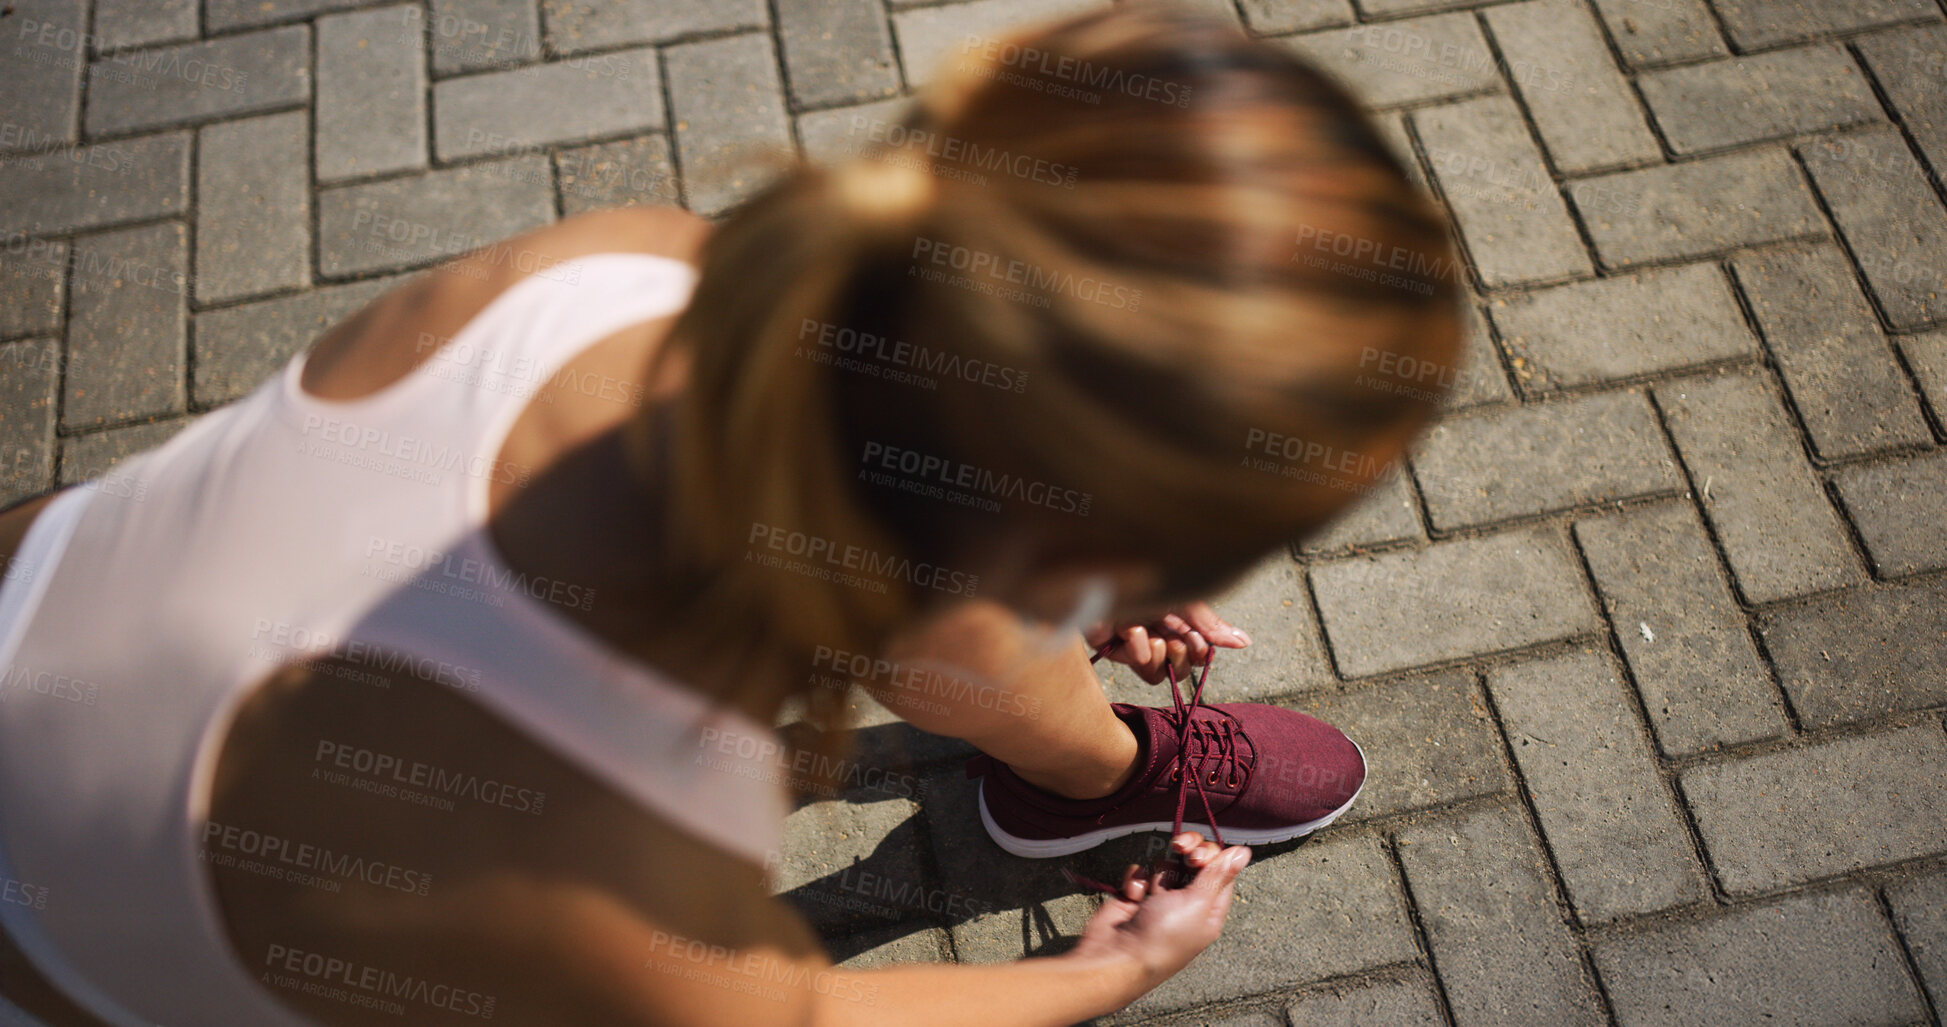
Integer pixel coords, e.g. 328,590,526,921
869,600,1139,800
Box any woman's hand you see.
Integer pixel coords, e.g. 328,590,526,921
1070,831,1251,992
1083,602,1251,684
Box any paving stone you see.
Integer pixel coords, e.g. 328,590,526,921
555,136,682,216
1568,150,1823,269
1484,0,1661,174
1396,804,1606,1027
1594,887,1929,1027
195,111,309,304
1574,502,1787,755
1178,1011,1281,1027
1311,526,1602,677
1444,302,1514,409
316,5,428,183
58,417,191,485
1373,110,1422,189
1756,577,1947,728
1589,0,1728,68
1637,46,1882,156
0,132,190,237
205,0,370,30
0,338,60,505
665,34,797,218
1708,0,1939,50
777,0,901,108
795,98,915,166
0,0,85,153
775,788,931,933
1897,330,1947,425
1299,463,1423,554
83,25,311,135
1886,870,1947,1012
1489,649,1711,921
1286,671,1510,823
1164,0,1245,24
427,0,541,75
1414,95,1592,289
434,48,662,161
1682,724,1947,894
1100,551,1335,706
893,0,1108,89
1798,128,1947,332
192,278,396,406
1857,26,1947,183
62,222,188,428
92,0,198,50
1353,0,1479,17
917,764,1119,964
1282,15,1501,110
1731,244,1932,460
1283,971,1445,1027
1654,371,1865,604
1239,0,1355,33
0,241,66,341
827,921,948,969
1118,832,1418,1018
1413,390,1682,529
317,157,557,277
1491,264,1758,391
540,0,767,54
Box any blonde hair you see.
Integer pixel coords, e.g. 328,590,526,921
633,2,1465,789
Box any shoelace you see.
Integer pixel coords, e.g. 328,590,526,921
1063,639,1234,895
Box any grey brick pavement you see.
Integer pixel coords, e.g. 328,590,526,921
1,0,1944,1024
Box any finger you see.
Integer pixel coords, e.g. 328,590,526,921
1160,612,1191,635
1166,637,1189,676
1172,831,1205,853
1182,602,1250,648
1191,845,1251,894
1119,863,1147,902
1186,840,1224,867
1182,630,1211,665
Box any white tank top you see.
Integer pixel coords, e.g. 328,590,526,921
0,253,789,1027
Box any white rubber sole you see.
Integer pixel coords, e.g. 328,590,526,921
977,739,1367,859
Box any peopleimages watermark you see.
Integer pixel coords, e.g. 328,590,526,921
746,522,980,597
412,330,648,407
0,123,137,172
202,820,434,897
1355,345,1459,403
809,645,1044,721
1,876,48,911
959,35,1193,108
14,18,251,92
361,536,597,613
797,864,996,921
312,738,549,815
1292,225,1456,297
796,317,1030,395
0,661,101,707
262,943,496,1019
842,115,1077,188
248,618,485,692
644,929,879,1007
694,725,924,801
1240,429,1381,493
910,236,1142,311
858,441,1091,517
296,412,534,489
1341,22,1574,95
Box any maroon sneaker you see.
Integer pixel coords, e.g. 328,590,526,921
967,645,1366,859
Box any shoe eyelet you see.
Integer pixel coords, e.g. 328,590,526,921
1207,771,1219,786
1170,766,1180,781
1227,775,1239,788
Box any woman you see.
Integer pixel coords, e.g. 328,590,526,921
0,5,1462,1025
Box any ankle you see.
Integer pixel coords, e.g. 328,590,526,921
1008,718,1141,801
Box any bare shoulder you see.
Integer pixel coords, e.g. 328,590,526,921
300,205,715,401
205,659,827,1027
